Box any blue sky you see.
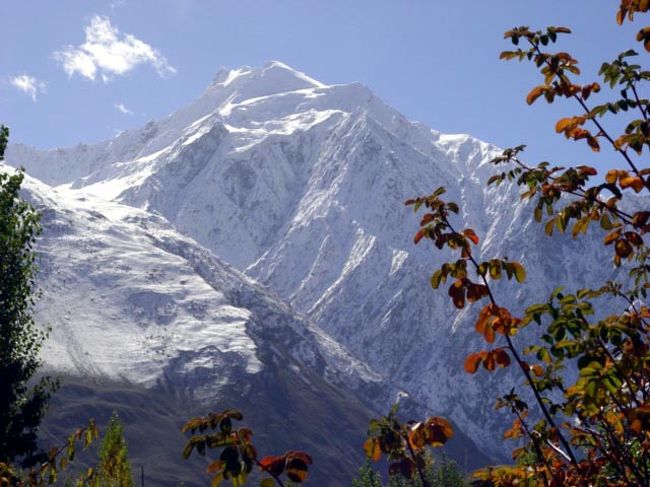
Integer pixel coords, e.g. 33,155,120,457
1,1,645,173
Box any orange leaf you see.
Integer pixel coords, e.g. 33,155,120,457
483,322,496,343
605,169,620,184
464,352,484,374
363,438,381,462
577,165,597,176
408,424,427,450
531,364,544,377
259,455,286,477
555,117,575,133
414,228,427,244
424,417,454,446
483,352,496,371
620,176,645,193
206,460,223,475
420,213,435,226
462,228,480,245
603,229,622,245
526,86,546,105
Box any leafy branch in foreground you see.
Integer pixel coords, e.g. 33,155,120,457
362,404,454,487
0,420,100,486
405,4,650,486
181,409,312,487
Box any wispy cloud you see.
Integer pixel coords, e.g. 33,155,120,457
54,15,176,82
10,75,47,101
114,102,133,115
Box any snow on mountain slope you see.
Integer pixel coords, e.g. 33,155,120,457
20,171,384,394
6,62,630,457
13,169,488,484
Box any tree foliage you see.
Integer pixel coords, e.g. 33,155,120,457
405,4,650,486
181,408,313,487
93,412,134,487
361,404,454,487
352,457,465,487
0,125,58,466
0,419,99,486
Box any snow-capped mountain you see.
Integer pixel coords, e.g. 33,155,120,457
20,172,488,486
6,61,624,465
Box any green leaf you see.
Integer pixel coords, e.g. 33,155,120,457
182,442,194,459
600,213,614,230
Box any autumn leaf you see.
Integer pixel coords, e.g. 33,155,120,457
494,349,511,368
603,229,622,245
511,262,526,283
259,455,286,477
605,169,620,184
555,117,574,133
615,238,633,258
619,175,645,193
413,228,427,244
448,280,466,309
464,352,484,374
363,438,381,462
463,228,480,245
526,86,547,105
531,364,544,377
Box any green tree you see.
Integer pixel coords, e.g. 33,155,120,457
352,458,465,487
351,463,382,487
0,125,57,466
96,412,134,487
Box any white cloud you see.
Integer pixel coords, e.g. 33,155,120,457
10,75,47,101
114,102,133,115
54,15,176,82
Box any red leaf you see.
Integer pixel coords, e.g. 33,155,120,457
259,455,286,477
463,228,480,245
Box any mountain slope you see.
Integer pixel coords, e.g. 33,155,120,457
6,62,627,458
13,171,487,484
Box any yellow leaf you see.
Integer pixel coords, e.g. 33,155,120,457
363,438,381,462
620,176,645,193
555,117,574,133
512,262,526,283
605,169,619,184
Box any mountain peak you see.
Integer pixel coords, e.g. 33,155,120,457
209,61,326,101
